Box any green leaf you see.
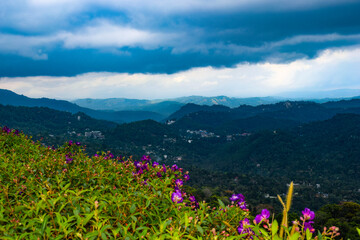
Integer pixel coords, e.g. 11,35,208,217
272,220,278,236
218,199,226,209
259,228,269,237
130,215,137,222
41,215,49,235
130,203,136,214
317,230,323,240
100,224,112,234
306,228,312,240
63,183,71,191
196,225,204,235
111,227,122,238
184,212,189,230
85,231,99,239
357,228,360,237
101,232,108,240
146,199,151,208
289,232,300,240
53,235,65,240
83,212,94,226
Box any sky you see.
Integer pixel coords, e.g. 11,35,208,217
0,0,360,100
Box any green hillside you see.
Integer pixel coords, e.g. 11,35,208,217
0,127,353,239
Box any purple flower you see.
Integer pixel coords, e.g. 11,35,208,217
230,193,245,202
75,142,81,146
152,161,159,167
175,179,183,187
171,191,183,203
14,129,19,135
141,155,151,162
143,163,149,171
157,172,162,178
254,209,270,224
183,174,190,181
3,126,11,133
94,154,99,157
237,201,247,210
162,164,167,173
134,160,149,172
302,208,315,221
171,164,178,171
134,161,142,169
68,140,73,146
237,218,251,234
65,156,73,164
304,221,315,233
189,196,196,202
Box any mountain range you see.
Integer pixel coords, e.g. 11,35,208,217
0,89,164,123
167,99,360,135
72,95,281,112
5,88,360,125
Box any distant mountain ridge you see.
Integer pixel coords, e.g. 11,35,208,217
168,100,360,133
0,89,164,123
4,88,360,126
73,93,360,118
73,98,183,116
73,95,282,113
165,95,281,107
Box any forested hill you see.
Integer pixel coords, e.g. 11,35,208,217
0,104,117,137
189,113,360,210
169,100,360,133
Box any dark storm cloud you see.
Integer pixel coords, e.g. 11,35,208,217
0,0,359,77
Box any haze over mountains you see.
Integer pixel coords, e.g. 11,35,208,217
3,88,360,126
72,95,281,113
72,89,360,112
0,89,164,123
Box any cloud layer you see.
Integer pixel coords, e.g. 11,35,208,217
2,46,360,99
0,0,360,99
0,0,360,77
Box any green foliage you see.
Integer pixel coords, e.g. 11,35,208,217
314,202,360,240
0,128,343,239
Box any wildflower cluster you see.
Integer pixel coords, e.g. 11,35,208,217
0,126,344,239
230,193,248,211
301,208,315,233
2,125,19,135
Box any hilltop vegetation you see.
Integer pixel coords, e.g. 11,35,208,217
1,127,354,239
